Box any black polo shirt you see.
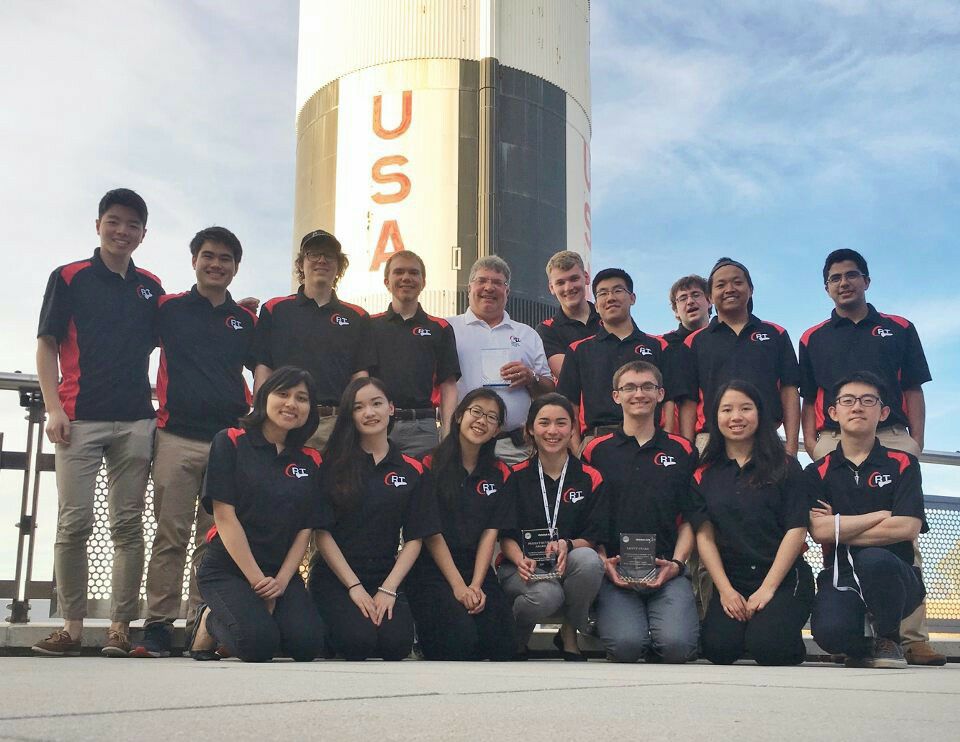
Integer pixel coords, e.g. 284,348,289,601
536,303,602,359
370,304,461,409
556,322,692,431
662,323,694,348
799,305,931,432
414,455,513,575
582,428,698,558
253,288,376,405
683,314,799,432
37,248,163,421
806,440,925,569
157,287,257,441
201,427,332,575
503,454,603,544
323,445,440,574
688,456,810,577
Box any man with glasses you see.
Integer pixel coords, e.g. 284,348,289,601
662,275,712,436
537,251,601,380
799,248,940,665
558,268,694,450
253,229,375,449
447,256,553,463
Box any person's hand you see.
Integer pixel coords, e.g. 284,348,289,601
809,499,834,520
373,590,396,624
637,558,679,591
467,583,487,615
454,583,480,612
516,556,538,582
546,539,568,576
603,555,632,589
252,575,287,600
746,584,776,619
264,598,276,615
45,408,71,445
237,296,260,313
719,586,748,622
500,361,534,390
349,585,379,624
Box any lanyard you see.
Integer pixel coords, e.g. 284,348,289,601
833,513,865,604
537,457,569,540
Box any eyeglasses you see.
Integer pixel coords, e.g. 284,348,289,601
835,394,882,408
615,382,661,394
595,286,631,300
471,277,508,289
674,290,705,304
465,406,501,425
303,251,336,264
826,270,865,285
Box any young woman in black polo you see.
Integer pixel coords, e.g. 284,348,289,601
406,388,516,660
189,366,329,663
499,393,605,660
309,377,439,660
690,380,814,666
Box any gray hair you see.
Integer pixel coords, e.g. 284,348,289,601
469,255,511,285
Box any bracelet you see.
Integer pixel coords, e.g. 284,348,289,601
346,582,362,591
377,586,398,598
670,559,686,577
564,538,574,553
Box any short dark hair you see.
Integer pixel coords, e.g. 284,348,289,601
612,360,662,390
669,275,709,310
822,249,869,284
830,370,886,405
592,268,633,295
383,249,426,281
98,188,148,225
189,226,243,263
239,366,319,450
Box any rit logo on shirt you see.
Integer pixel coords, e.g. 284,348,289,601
634,344,652,356
412,326,432,337
285,464,309,479
331,314,350,327
750,331,771,343
868,472,893,488
225,316,244,331
872,326,894,338
562,488,584,503
138,285,153,300
654,453,677,467
476,481,498,496
385,472,408,488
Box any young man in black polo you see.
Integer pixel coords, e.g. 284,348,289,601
536,251,601,381
370,250,460,456
808,372,927,669
682,257,800,455
662,274,712,434
254,229,375,449
557,268,693,450
799,247,940,665
130,226,257,658
33,188,163,657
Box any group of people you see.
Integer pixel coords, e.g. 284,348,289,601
30,187,942,670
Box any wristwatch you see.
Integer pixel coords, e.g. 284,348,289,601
669,559,686,577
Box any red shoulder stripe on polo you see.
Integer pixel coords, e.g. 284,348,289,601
512,459,532,473
226,428,246,446
582,432,614,462
817,454,831,480
421,454,433,470
239,304,258,322
60,260,92,286
582,463,603,491
800,318,831,347
158,291,188,308
693,463,710,485
135,267,163,285
886,450,911,475
684,326,707,348
206,525,219,543
569,334,597,352
653,334,668,351
667,433,693,455
426,313,450,328
496,460,511,481
370,311,387,319
879,312,910,329
301,447,322,466
542,317,555,327
263,295,296,312
402,454,424,474
340,300,369,317
764,320,787,335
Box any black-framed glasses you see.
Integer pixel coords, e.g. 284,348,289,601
615,382,661,394
826,270,866,285
465,406,501,425
595,286,631,300
303,251,336,264
835,394,882,408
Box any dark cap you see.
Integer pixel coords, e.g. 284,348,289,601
299,229,342,253
708,257,754,312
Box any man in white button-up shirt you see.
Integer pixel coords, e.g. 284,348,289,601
448,256,554,463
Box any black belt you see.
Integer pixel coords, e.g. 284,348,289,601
316,405,338,417
495,428,526,447
393,408,437,421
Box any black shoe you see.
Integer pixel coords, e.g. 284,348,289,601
130,623,173,658
187,604,220,661
553,629,587,662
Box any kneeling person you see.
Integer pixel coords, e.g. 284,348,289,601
582,361,699,663
808,372,927,669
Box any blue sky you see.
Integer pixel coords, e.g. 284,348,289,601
0,1,956,505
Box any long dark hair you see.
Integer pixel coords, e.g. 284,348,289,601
523,392,576,457
239,366,319,450
428,388,505,509
700,380,787,486
323,376,392,513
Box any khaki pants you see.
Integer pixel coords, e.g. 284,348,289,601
389,418,440,458
811,424,927,644
305,415,337,453
144,429,214,627
54,419,155,621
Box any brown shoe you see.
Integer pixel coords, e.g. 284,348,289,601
903,640,947,666
32,629,81,656
102,629,131,658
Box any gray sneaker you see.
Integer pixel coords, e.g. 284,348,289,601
868,637,908,669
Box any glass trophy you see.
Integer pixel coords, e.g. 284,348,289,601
522,528,560,581
617,533,659,584
480,348,512,388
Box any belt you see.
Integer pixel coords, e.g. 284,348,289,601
316,405,338,417
393,408,437,421
587,424,620,438
495,428,526,447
